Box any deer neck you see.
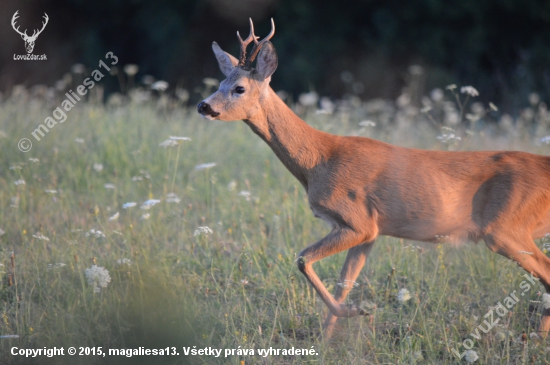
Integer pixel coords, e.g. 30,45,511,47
243,87,331,187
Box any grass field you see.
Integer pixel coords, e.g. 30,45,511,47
1,84,550,364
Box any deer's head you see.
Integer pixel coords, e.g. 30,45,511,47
198,19,278,121
12,11,49,54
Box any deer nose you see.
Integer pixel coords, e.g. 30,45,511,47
197,101,219,117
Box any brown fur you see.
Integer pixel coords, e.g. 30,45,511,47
199,26,550,340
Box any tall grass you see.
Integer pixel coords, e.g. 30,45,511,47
0,86,549,364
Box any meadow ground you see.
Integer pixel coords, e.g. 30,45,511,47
1,85,550,364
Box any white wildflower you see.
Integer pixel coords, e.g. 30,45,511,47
397,288,412,303
445,110,460,125
202,78,219,87
45,189,58,194
540,136,550,145
194,226,213,237
93,163,103,172
436,133,461,143
14,179,25,185
117,258,131,265
337,280,359,289
159,139,179,148
238,190,252,201
47,263,66,270
464,350,479,363
140,213,150,220
169,136,191,141
84,265,111,293
151,80,169,91
529,93,540,106
123,64,139,76
141,199,161,209
123,202,137,209
32,234,50,241
108,212,119,221
28,158,39,162
359,120,376,127
195,162,217,171
139,170,151,179
318,97,334,114
175,88,189,102
298,91,319,107
71,63,86,74
431,88,444,102
132,176,143,181
9,165,22,170
460,86,479,97
85,229,106,238
166,193,181,203
227,180,237,191
542,293,550,309
104,183,116,189
75,138,85,143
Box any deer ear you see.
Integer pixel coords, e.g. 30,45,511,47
256,41,278,80
212,42,238,77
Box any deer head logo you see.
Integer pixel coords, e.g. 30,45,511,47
11,11,49,54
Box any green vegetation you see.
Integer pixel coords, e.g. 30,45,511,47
1,86,550,364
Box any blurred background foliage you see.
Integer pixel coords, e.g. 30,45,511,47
1,0,550,112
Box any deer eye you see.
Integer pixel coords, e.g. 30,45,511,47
235,86,245,94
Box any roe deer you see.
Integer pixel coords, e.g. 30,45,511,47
197,18,550,339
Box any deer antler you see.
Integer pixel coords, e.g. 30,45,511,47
11,11,28,38
29,13,49,40
236,18,258,67
236,18,275,69
245,18,275,68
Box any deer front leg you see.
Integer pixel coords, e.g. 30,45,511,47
297,228,376,326
322,241,375,338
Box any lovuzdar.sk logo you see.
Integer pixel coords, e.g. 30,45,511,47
12,10,48,61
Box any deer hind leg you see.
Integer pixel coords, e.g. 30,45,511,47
322,241,375,339
297,228,376,337
484,232,550,336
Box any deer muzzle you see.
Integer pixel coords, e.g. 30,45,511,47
197,101,220,118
